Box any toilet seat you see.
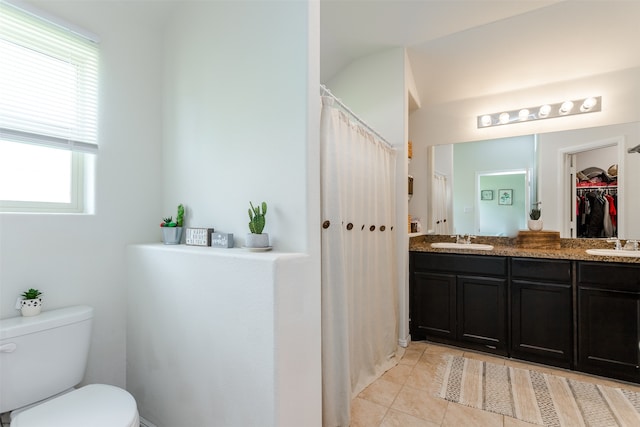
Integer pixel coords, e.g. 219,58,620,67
10,384,139,427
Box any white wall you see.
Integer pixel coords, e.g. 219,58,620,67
127,246,318,427
0,0,167,388
161,1,313,253
126,1,321,426
410,68,640,147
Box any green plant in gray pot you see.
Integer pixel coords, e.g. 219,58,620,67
246,201,270,248
20,288,43,317
161,204,185,244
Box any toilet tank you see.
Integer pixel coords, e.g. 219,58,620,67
0,305,94,413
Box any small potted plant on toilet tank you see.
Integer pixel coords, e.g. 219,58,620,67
160,203,185,244
19,288,42,317
246,201,270,249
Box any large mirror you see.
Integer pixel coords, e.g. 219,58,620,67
430,121,639,239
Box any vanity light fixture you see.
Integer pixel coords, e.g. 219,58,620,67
477,96,601,128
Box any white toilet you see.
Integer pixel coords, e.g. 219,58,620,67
0,306,139,427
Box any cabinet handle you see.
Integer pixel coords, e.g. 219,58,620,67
486,345,497,350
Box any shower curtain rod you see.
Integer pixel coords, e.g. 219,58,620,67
320,84,394,149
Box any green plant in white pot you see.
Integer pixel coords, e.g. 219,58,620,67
20,288,43,317
246,201,270,249
161,204,184,244
528,207,543,231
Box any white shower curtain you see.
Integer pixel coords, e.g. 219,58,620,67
433,173,450,234
320,96,398,427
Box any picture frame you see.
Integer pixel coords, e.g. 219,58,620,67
498,189,513,205
481,190,493,201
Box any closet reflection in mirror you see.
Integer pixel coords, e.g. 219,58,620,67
427,122,639,239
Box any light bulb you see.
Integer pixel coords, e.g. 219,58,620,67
499,112,510,124
480,115,492,127
518,109,530,121
559,101,574,114
538,104,551,118
580,97,597,112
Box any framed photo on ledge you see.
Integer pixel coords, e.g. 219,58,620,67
481,190,493,201
498,189,513,205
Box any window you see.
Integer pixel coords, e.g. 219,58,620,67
0,1,98,213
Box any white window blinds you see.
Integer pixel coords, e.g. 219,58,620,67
0,1,99,153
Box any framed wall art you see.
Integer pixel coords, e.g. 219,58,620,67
498,189,513,205
481,190,493,200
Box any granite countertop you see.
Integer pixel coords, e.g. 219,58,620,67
409,234,640,264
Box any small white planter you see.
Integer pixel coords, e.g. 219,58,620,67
20,298,42,317
161,227,183,245
246,233,269,248
527,219,543,231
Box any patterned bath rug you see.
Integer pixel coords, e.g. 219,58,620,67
435,355,640,426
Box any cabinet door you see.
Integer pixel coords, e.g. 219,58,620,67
457,275,507,355
410,272,456,342
511,280,572,368
578,287,640,383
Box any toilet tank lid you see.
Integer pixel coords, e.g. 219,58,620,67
0,305,93,340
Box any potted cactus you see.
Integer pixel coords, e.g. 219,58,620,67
160,204,185,244
528,207,543,231
246,201,270,249
19,288,43,317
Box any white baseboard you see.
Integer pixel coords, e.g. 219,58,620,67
398,335,410,348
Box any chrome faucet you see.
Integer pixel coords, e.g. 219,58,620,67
607,238,622,250
451,234,476,244
623,239,639,251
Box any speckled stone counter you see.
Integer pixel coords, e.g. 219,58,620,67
409,234,640,264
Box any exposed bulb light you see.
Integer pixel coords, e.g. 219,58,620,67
559,101,574,115
580,97,597,112
538,104,551,118
518,109,530,121
476,96,601,128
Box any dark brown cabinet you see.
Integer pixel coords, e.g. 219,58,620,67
410,252,508,356
577,262,640,383
410,251,640,383
510,258,572,368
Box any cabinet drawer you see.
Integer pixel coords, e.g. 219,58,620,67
411,252,507,276
511,258,571,282
578,262,640,291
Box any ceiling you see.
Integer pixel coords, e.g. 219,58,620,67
320,0,640,106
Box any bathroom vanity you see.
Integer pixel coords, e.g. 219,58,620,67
409,235,640,383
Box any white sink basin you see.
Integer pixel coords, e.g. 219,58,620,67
585,249,640,258
431,242,494,251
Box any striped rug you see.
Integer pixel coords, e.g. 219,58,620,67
435,355,640,426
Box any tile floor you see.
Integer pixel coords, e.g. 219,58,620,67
350,341,640,427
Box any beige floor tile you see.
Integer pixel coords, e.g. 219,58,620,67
381,363,413,385
390,385,448,424
358,378,403,407
399,348,424,366
424,342,464,357
380,408,440,427
416,349,447,368
350,397,388,427
441,402,504,427
405,363,440,392
407,341,429,352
